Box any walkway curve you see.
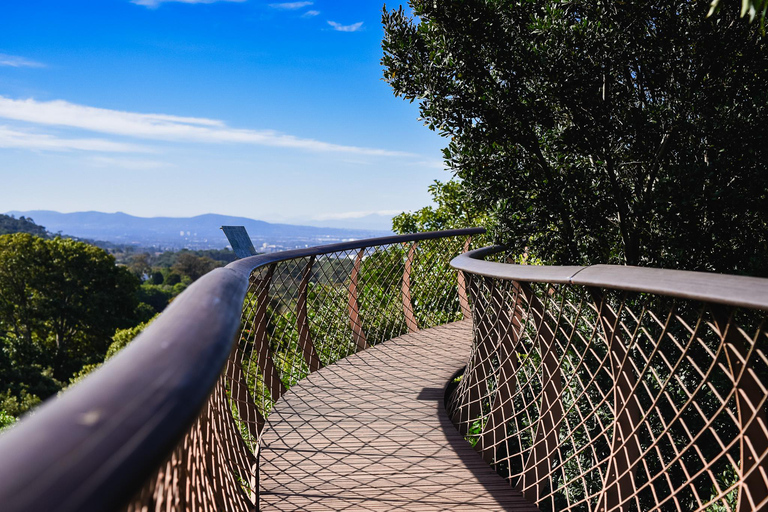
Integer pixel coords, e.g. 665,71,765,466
259,321,539,511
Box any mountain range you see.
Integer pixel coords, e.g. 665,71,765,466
5,210,392,251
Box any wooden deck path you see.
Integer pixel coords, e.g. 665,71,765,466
259,321,539,511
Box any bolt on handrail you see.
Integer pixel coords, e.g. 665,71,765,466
0,228,483,512
448,247,768,512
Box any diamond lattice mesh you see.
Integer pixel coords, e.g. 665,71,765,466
447,273,768,512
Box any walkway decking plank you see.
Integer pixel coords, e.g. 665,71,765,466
260,321,539,511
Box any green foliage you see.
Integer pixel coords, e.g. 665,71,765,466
0,234,140,413
136,284,173,315
108,318,155,358
383,1,768,276
125,252,152,279
150,271,164,285
66,363,102,389
0,409,16,431
66,315,157,388
0,214,47,237
171,252,221,281
392,180,489,235
0,234,139,369
0,334,63,403
0,389,42,417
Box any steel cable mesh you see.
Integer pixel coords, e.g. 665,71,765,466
446,273,768,512
124,372,257,512
226,235,472,502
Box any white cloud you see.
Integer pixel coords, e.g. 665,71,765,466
302,10,320,17
269,1,312,9
88,156,172,170
314,210,401,221
0,126,148,153
327,21,364,32
132,0,245,8
0,54,45,68
0,96,413,157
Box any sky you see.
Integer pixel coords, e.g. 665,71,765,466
0,0,450,227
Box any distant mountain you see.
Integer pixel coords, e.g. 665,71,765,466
6,211,392,251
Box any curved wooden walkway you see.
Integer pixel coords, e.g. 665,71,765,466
259,321,539,511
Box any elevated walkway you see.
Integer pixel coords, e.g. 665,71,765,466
260,321,538,511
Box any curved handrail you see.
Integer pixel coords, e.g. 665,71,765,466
227,227,485,275
0,227,483,512
451,246,768,311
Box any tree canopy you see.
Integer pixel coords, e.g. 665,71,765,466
0,214,47,238
392,180,488,235
383,1,768,276
0,234,139,387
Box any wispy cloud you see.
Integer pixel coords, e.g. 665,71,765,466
269,1,312,9
327,21,364,32
314,210,400,221
131,0,245,8
0,126,148,153
88,156,172,170
0,53,45,68
0,96,413,157
302,10,320,17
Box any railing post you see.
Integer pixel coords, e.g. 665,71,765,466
402,242,419,333
516,282,563,505
219,378,259,503
296,256,323,373
478,280,523,471
457,236,473,320
715,308,768,512
451,275,497,435
348,248,368,351
226,350,266,435
253,263,287,400
591,290,641,512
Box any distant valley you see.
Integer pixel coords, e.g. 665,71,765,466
6,210,393,252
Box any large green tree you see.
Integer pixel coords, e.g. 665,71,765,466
0,234,139,382
383,1,768,276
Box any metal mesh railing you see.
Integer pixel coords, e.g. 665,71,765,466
229,235,472,447
447,251,768,512
10,231,767,512
123,229,479,510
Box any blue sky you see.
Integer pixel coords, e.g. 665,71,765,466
0,0,448,227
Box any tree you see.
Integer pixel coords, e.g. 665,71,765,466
0,234,139,380
392,179,488,235
67,315,157,388
383,1,768,276
0,214,47,238
127,253,152,279
171,252,220,281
